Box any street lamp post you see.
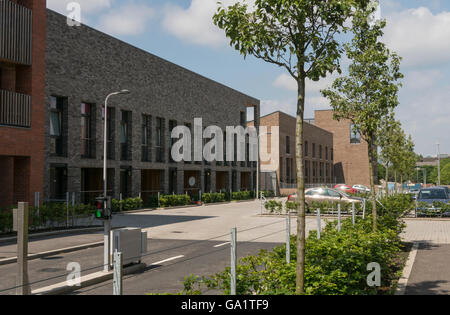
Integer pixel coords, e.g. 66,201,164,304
256,132,271,200
103,90,129,272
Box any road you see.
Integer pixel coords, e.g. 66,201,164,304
1,200,450,295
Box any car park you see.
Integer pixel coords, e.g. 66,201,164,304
352,184,370,193
287,187,362,212
334,184,354,194
416,187,450,216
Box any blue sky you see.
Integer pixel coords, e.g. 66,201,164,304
47,0,450,157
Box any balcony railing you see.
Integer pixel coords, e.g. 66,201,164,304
0,89,31,127
0,0,32,65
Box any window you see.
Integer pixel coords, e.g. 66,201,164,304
350,124,361,144
155,117,164,162
286,136,290,154
312,143,316,158
325,147,328,160
102,107,115,160
305,141,308,157
305,161,309,178
50,96,65,156
286,158,291,183
185,123,192,164
169,120,177,163
81,103,94,158
49,165,67,200
120,110,132,160
319,145,322,159
142,115,151,162
331,148,334,161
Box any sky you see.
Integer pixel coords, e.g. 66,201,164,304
46,0,450,157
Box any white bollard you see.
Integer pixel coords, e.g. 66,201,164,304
230,228,237,295
113,250,123,295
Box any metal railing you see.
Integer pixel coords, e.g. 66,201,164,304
0,89,31,128
0,0,32,65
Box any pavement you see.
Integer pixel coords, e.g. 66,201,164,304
1,200,450,295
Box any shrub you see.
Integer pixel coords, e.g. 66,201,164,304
264,200,283,214
159,194,191,208
202,193,226,204
111,197,143,212
232,191,255,201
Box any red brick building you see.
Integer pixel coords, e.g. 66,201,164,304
249,111,334,195
0,0,46,207
314,110,376,187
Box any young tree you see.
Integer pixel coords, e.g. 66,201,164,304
213,0,364,293
378,112,403,196
322,6,403,231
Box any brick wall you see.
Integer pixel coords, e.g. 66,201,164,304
0,0,46,207
314,110,376,187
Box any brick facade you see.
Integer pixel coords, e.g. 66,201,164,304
249,111,334,195
0,0,45,207
44,10,259,204
314,110,377,187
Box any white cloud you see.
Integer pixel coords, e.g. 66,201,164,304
273,73,337,94
161,0,254,48
47,0,111,14
97,5,155,36
384,7,450,67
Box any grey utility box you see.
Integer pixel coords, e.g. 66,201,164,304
110,228,147,266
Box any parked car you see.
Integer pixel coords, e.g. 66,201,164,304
334,184,354,194
352,184,370,193
287,187,362,212
417,187,449,205
416,187,450,216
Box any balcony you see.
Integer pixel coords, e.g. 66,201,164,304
0,89,31,128
0,0,32,65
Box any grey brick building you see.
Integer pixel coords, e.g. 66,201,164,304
44,10,260,204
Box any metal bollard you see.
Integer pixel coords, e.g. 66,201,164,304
286,214,291,264
317,208,321,239
337,203,341,232
113,251,123,295
230,228,237,295
352,202,356,226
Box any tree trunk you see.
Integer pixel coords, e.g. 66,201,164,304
368,135,377,231
295,74,306,294
385,163,389,197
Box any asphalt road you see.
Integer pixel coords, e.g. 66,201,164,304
0,238,282,295
74,239,281,295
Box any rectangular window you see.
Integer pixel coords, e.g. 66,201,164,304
312,143,316,158
155,117,164,162
142,115,151,162
305,141,308,157
319,145,322,159
331,148,334,161
50,96,65,156
286,136,290,154
325,147,328,160
185,122,192,164
49,165,67,200
169,120,177,163
81,103,94,158
350,124,361,144
102,107,115,160
120,110,132,161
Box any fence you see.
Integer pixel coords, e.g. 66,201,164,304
1,200,377,295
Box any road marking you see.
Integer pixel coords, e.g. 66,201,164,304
395,242,419,295
214,242,230,248
150,255,184,266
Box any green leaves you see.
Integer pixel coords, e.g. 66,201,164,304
213,0,357,80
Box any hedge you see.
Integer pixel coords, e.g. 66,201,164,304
0,203,97,234
180,194,409,295
112,197,143,212
159,194,191,207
